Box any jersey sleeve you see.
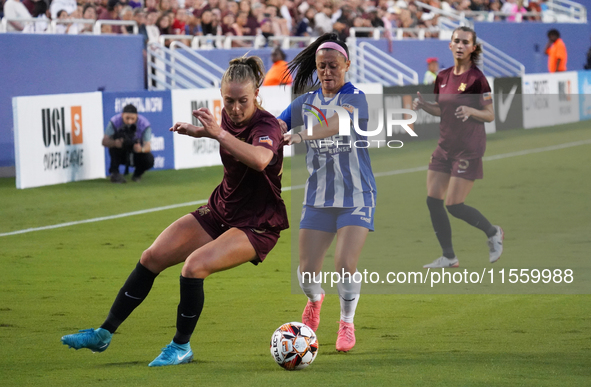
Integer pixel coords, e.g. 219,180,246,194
142,127,152,142
476,75,493,107
105,121,115,137
250,113,283,158
277,94,306,130
340,90,369,122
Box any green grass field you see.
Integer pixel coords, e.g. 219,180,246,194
1,122,590,386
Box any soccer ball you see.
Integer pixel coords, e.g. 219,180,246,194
270,322,318,370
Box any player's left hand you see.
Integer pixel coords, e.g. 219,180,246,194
455,106,472,122
133,143,142,153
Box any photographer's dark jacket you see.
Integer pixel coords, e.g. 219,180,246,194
109,114,151,144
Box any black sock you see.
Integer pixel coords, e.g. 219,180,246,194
173,276,204,345
100,261,158,334
446,203,497,237
427,197,455,258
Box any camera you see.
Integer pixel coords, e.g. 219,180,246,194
113,124,138,151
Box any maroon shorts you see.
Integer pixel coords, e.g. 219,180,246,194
428,151,483,180
191,205,280,265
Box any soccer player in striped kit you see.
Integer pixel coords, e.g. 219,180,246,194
413,26,504,268
279,33,377,352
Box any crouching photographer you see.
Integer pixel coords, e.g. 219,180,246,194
102,104,154,183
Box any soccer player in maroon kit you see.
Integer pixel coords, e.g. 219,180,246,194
61,56,289,366
413,26,504,268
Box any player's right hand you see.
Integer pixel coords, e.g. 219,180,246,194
170,122,200,138
413,91,425,111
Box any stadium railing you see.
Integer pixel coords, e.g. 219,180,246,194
147,41,223,90
93,20,138,35
49,18,95,33
0,17,138,34
0,17,39,33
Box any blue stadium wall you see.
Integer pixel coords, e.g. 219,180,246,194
0,34,145,173
474,22,590,74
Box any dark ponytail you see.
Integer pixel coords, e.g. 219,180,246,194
286,33,349,94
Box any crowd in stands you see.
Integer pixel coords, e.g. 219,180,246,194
0,0,558,40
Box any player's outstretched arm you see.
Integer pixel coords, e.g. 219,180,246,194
193,107,274,172
170,121,212,138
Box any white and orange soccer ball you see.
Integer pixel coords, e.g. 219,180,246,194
270,322,318,370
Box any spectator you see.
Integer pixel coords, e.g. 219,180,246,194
241,0,260,36
200,9,217,35
487,0,502,21
527,0,542,21
158,0,171,13
366,6,384,28
3,0,33,32
23,0,50,33
50,0,77,19
172,7,188,34
314,4,333,34
226,0,238,17
54,9,72,34
192,0,210,17
144,0,158,12
120,5,135,32
185,12,201,35
423,57,439,85
264,5,289,36
102,104,154,183
98,0,124,33
263,47,293,86
133,8,147,40
294,7,316,37
145,10,161,42
333,6,353,41
157,12,173,36
545,28,567,73
220,12,236,35
233,10,255,36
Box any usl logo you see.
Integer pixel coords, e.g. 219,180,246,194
42,106,83,147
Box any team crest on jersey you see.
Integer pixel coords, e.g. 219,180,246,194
483,92,492,101
458,83,467,92
258,136,273,146
342,103,355,113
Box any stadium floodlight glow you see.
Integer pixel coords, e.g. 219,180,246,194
305,105,418,137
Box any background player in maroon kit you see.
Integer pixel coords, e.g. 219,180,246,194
413,26,504,268
61,56,289,367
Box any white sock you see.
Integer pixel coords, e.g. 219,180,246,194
297,266,324,302
337,271,361,323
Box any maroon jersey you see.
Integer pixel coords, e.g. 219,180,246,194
208,108,289,232
433,65,492,159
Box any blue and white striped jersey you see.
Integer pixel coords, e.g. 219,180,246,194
278,82,377,208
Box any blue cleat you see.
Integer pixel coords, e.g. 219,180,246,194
148,341,193,367
61,328,112,353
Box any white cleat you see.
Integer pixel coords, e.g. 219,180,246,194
423,256,459,268
488,226,504,263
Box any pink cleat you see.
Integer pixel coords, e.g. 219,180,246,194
302,294,324,332
336,320,356,352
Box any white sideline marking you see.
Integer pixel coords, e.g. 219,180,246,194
2,139,590,238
